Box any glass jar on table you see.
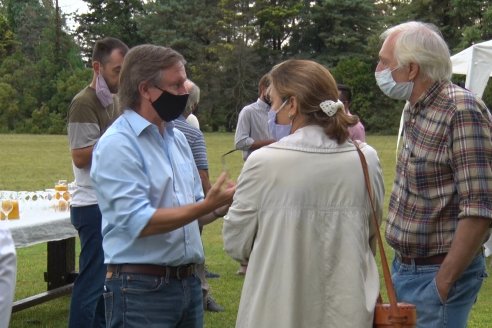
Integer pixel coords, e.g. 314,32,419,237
54,180,70,211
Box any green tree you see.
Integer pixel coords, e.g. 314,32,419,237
288,0,380,67
203,41,264,131
0,0,86,133
0,52,38,124
4,0,51,60
254,0,303,51
0,14,16,60
75,0,145,60
138,0,220,62
386,0,492,52
333,57,402,134
0,81,20,131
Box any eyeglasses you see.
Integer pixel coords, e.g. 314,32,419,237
153,85,167,93
221,149,239,175
154,83,189,96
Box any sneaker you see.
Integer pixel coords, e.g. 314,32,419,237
206,296,224,312
205,269,220,279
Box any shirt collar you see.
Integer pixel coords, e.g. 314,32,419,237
270,125,351,153
122,109,175,137
409,81,447,114
256,98,270,112
123,109,152,136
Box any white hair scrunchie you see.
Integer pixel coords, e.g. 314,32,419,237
320,100,344,117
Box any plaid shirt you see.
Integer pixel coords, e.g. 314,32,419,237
386,81,492,257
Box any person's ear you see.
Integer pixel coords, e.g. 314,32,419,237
92,61,101,75
408,63,419,81
287,96,298,119
139,82,152,102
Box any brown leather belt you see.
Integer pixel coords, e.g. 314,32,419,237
397,253,447,265
397,247,484,266
107,264,196,279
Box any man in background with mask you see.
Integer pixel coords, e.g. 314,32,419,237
67,37,128,328
90,44,235,328
235,73,276,161
234,73,275,275
376,21,492,327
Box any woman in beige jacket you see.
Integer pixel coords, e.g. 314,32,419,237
223,59,385,328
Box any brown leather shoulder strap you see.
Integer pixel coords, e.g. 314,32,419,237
353,142,400,316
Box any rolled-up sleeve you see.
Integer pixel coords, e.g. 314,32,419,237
452,107,492,220
234,109,254,150
91,132,155,241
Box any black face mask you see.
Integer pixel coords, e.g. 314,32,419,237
152,87,189,122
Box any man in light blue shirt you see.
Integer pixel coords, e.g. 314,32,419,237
90,44,235,328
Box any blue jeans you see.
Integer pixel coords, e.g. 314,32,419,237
392,254,488,328
104,271,203,328
69,205,106,328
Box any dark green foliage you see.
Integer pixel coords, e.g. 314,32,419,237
332,57,402,135
0,0,491,133
74,0,145,60
0,14,16,60
0,0,85,134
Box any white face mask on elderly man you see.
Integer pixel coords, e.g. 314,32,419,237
375,67,414,101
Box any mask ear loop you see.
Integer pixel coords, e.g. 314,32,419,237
273,99,289,114
396,103,409,161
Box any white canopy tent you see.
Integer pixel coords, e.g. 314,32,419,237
451,39,492,98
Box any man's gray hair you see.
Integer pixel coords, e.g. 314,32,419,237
118,44,186,110
381,21,452,82
183,80,200,117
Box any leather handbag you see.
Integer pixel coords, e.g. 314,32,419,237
354,142,417,328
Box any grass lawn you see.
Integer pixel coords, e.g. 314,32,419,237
1,133,490,327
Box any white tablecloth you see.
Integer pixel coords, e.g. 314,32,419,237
5,200,76,248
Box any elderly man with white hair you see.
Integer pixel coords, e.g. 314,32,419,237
376,21,492,327
184,79,201,130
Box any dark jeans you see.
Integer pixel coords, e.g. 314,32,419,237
104,272,203,328
68,205,106,328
